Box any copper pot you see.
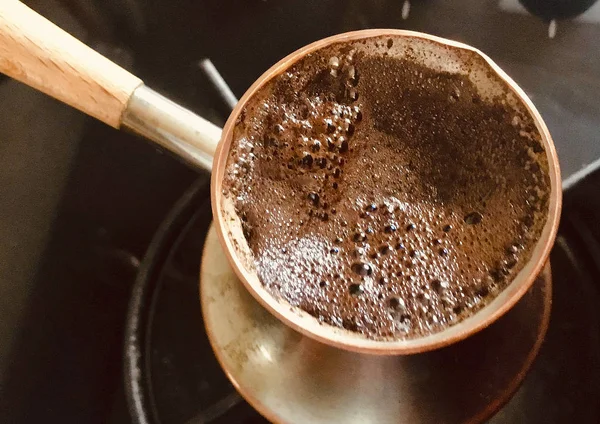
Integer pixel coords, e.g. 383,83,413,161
210,29,561,354
0,3,561,354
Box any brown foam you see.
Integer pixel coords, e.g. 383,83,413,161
222,35,550,340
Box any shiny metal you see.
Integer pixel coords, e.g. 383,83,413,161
201,225,552,424
122,85,222,171
197,58,239,111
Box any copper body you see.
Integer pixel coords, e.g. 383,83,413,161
210,29,561,355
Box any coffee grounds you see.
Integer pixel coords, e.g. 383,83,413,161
223,35,550,340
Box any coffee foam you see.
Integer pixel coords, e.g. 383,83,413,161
222,35,550,340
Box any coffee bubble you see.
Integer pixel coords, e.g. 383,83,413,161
223,34,550,341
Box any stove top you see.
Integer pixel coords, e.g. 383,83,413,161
1,1,600,423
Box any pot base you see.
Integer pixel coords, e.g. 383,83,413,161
201,224,552,424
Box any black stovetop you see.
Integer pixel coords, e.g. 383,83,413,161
1,1,600,423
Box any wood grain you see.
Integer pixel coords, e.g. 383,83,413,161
0,0,142,128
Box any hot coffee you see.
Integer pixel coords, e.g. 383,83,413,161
222,35,550,340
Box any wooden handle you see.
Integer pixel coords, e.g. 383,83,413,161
0,0,143,128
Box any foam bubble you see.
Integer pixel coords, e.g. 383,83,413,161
223,34,550,341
